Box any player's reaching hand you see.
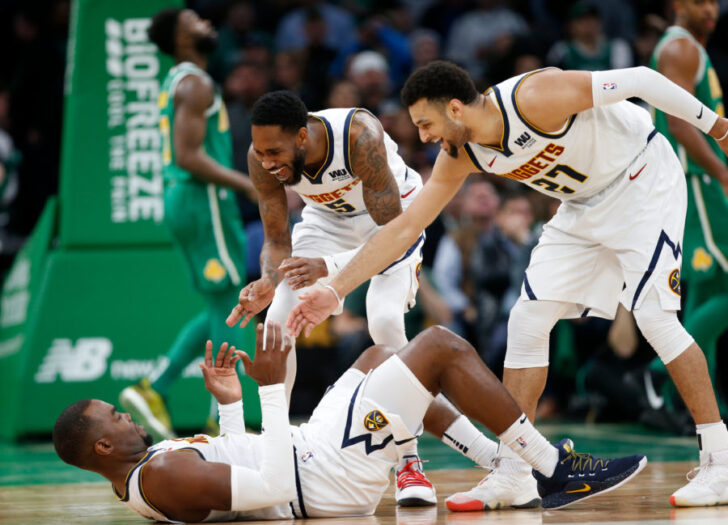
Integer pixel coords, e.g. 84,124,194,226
236,322,293,386
226,277,276,328
279,257,328,290
199,341,243,405
287,287,339,337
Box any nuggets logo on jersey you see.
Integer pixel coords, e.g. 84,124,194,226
364,410,389,432
668,268,681,295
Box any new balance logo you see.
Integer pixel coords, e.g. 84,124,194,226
328,169,349,181
514,132,534,148
35,338,113,383
443,432,469,453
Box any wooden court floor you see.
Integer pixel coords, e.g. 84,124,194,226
2,461,728,525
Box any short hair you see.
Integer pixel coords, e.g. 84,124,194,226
401,61,478,107
251,91,308,133
148,8,182,56
53,399,96,468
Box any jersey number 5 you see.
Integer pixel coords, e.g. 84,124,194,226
324,198,356,213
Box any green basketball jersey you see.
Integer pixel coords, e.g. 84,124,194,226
651,26,726,174
158,62,232,183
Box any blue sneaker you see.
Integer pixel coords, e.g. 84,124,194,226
533,439,647,509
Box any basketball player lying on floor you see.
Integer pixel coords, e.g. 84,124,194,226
53,322,646,522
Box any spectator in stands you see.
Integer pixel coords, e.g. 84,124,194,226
346,50,394,114
445,0,529,81
433,177,500,339
275,1,356,53
326,79,362,109
546,1,633,71
410,28,442,71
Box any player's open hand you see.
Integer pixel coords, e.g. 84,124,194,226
279,257,328,290
237,322,293,386
199,341,243,405
286,287,338,337
226,277,276,328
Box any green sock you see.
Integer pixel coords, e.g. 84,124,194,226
204,287,261,427
152,310,209,397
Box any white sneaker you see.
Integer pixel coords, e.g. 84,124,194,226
670,450,728,507
446,457,541,511
396,458,437,506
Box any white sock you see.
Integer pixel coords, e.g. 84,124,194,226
441,415,498,467
696,421,728,455
498,413,558,477
396,439,421,471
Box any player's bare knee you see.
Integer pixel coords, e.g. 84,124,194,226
419,325,472,360
352,344,396,373
632,292,694,364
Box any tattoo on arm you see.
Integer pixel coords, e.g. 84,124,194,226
248,147,291,284
349,111,402,225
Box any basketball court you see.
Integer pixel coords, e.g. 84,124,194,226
3,422,727,524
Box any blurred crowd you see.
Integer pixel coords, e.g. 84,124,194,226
1,0,728,424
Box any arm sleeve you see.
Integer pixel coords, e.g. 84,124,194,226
591,67,719,134
229,384,296,511
218,400,245,435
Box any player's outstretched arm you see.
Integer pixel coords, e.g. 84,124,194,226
227,148,292,328
517,67,728,146
287,151,473,336
142,323,296,522
173,75,256,199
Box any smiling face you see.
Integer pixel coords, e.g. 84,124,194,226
408,98,472,158
251,125,308,185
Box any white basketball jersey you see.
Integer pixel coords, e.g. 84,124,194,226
115,434,293,522
463,70,656,200
289,108,421,215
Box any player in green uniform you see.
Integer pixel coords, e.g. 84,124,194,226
650,0,728,414
119,8,258,440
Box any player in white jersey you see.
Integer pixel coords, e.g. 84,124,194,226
288,61,728,510
225,90,498,506
54,322,647,522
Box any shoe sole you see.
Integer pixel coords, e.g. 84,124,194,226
119,388,175,441
446,497,541,512
670,494,728,507
397,497,437,507
543,456,648,510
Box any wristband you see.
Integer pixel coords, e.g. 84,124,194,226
324,284,344,308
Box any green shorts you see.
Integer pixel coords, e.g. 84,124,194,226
163,180,247,293
683,173,728,286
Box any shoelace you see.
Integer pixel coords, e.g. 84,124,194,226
397,459,433,489
686,453,714,482
563,449,610,473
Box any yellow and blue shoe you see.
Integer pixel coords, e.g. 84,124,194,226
119,378,176,442
534,439,647,509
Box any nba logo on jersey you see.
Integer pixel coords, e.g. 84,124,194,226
517,437,528,448
364,410,389,431
602,82,617,90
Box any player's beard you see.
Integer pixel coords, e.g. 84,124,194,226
195,33,218,54
143,432,154,447
282,148,306,186
443,120,471,159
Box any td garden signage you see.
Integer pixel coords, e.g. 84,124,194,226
105,17,164,225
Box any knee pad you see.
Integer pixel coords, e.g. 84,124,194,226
633,289,694,364
504,299,570,369
367,308,407,348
